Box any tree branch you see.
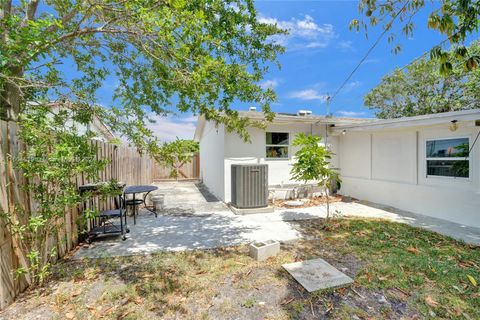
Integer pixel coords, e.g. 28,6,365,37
0,0,12,18
23,0,39,24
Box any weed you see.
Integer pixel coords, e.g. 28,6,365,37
241,297,256,308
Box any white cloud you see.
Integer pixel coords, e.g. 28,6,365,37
338,40,354,51
344,81,361,91
364,58,381,64
179,115,198,123
260,79,279,89
336,110,366,117
147,115,197,142
258,14,336,50
289,89,329,102
305,42,328,49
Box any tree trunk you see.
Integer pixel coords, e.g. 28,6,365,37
1,0,31,122
0,65,23,121
325,182,330,222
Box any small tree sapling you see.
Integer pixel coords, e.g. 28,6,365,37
290,133,340,223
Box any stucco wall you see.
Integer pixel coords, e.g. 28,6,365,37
199,121,225,200
338,122,480,228
223,122,332,203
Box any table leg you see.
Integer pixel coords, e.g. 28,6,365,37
133,193,136,225
142,191,157,217
123,193,128,229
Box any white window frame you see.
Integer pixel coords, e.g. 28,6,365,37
266,132,289,159
425,136,470,180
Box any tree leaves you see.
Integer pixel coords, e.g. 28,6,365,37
467,274,477,287
406,247,420,255
353,0,480,72
365,40,480,118
425,295,439,308
289,133,340,189
156,139,199,179
1,0,285,146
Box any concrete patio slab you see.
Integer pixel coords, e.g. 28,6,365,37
149,181,229,214
73,181,480,259
276,201,480,245
283,258,353,292
73,210,301,259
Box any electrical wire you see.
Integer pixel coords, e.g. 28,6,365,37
467,128,480,159
329,1,410,103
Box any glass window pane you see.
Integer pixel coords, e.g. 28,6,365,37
426,138,469,158
266,146,288,158
427,160,469,178
266,132,289,145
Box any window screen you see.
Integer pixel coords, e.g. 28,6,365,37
426,138,469,178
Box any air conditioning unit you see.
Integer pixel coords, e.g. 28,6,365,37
231,164,268,209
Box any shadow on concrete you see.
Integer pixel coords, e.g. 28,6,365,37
280,211,323,221
194,182,221,203
74,213,259,259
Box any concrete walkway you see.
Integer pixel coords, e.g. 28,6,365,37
74,200,480,259
149,181,230,214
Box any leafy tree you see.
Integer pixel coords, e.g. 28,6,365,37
290,133,340,223
350,0,480,73
4,106,111,285
365,40,480,118
0,0,284,285
0,0,285,147
157,139,199,179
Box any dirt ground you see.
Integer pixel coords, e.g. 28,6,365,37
1,218,478,320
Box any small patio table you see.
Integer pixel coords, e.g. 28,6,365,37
124,185,158,224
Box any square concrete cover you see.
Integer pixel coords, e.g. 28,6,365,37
283,258,353,292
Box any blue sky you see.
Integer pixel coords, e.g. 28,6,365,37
91,1,476,141
253,0,447,117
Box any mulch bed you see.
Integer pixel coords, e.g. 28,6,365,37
272,195,343,209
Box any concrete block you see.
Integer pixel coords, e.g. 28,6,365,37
249,240,280,261
229,205,274,215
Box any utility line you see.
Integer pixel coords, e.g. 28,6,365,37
329,1,410,103
467,128,480,159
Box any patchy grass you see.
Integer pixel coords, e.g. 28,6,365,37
1,218,479,320
289,219,480,319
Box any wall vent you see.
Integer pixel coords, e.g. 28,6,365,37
231,164,268,208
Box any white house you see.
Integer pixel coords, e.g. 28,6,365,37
194,108,480,228
54,104,116,142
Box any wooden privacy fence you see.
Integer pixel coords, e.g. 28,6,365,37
152,153,200,180
0,120,154,310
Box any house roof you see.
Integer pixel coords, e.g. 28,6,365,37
195,108,480,140
235,111,374,125
90,116,116,141
194,110,374,141
28,101,116,141
330,108,480,133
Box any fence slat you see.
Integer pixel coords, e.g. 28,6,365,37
0,120,158,310
151,153,200,181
